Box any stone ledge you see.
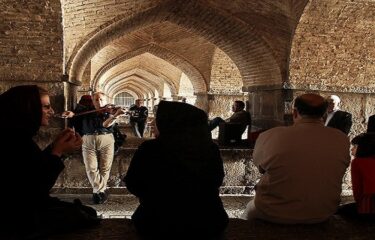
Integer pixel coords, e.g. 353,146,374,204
47,217,375,240
51,186,255,195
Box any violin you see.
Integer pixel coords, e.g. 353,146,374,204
54,104,129,118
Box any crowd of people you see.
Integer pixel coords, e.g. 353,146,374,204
1,85,375,239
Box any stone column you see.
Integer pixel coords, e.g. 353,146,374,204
171,94,179,101
194,92,209,112
245,84,293,129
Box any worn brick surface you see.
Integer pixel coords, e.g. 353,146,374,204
0,0,63,83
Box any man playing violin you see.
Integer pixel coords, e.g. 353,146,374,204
67,92,125,204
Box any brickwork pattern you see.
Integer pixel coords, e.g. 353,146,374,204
210,48,243,95
0,0,63,82
290,0,375,92
67,0,282,88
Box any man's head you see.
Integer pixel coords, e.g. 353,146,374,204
232,100,245,112
135,99,143,107
92,92,107,110
293,93,328,120
326,95,340,113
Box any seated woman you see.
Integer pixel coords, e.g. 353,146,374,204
0,85,100,239
337,132,375,219
124,101,228,239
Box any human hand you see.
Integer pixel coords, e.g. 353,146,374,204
61,111,75,118
51,128,82,157
114,108,126,117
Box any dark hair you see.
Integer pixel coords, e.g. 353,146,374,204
235,101,245,110
79,95,93,107
351,133,375,158
294,96,328,118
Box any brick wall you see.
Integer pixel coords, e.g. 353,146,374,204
210,48,243,95
0,0,63,83
62,0,163,66
290,0,375,137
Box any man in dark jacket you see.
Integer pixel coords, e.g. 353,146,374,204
129,99,148,138
324,95,352,135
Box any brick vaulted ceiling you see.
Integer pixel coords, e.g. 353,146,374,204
63,0,308,98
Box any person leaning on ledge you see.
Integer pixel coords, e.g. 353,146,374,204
241,93,350,224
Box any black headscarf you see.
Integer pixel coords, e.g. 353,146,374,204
352,132,375,158
156,101,209,137
0,85,42,137
155,101,213,162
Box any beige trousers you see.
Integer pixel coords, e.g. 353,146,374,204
82,134,114,193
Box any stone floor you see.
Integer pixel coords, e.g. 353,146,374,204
49,193,375,240
53,194,252,219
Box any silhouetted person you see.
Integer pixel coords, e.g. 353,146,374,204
124,101,228,239
0,85,99,240
324,95,352,135
129,99,148,138
367,114,375,133
242,93,350,224
337,133,375,220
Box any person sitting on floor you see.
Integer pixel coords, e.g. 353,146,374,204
337,132,375,219
241,93,350,224
208,100,251,131
0,85,100,239
124,101,228,239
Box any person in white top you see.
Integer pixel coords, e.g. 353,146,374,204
241,93,350,224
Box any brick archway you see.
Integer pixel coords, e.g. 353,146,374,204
100,67,175,97
92,44,207,94
68,0,281,89
108,77,157,99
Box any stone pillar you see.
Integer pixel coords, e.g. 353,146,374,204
194,92,209,112
150,97,155,111
245,84,293,130
171,94,179,101
63,75,80,127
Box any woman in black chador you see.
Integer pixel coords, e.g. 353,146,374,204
0,85,99,239
124,101,228,239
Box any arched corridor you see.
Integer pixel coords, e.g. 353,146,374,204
1,0,375,238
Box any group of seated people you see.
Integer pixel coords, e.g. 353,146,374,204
1,85,374,239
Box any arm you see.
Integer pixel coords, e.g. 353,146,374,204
103,108,125,128
368,115,375,132
253,133,267,174
139,107,148,121
341,112,352,135
227,111,250,124
350,159,363,203
335,111,352,135
40,146,65,191
124,143,149,197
